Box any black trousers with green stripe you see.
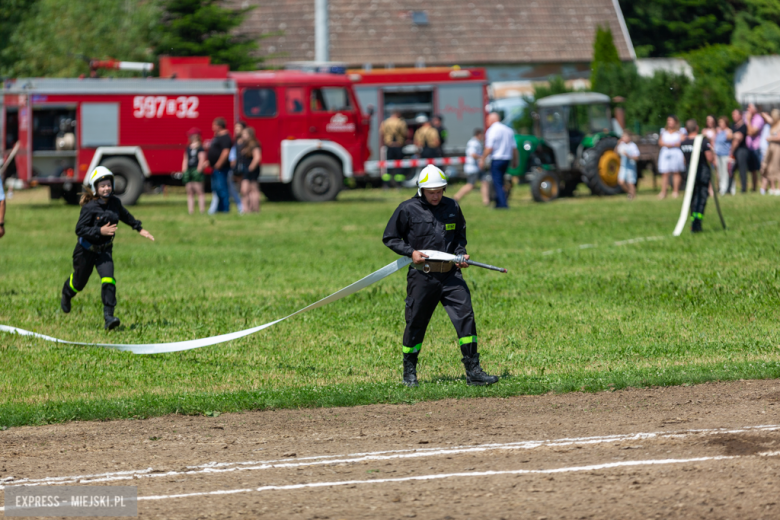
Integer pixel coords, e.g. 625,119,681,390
403,268,477,356
62,243,117,309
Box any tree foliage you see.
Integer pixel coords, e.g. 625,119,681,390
153,0,260,72
1,0,158,77
618,0,735,58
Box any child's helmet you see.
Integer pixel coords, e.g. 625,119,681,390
417,164,447,196
85,166,114,193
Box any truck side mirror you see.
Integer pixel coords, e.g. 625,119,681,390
365,104,375,117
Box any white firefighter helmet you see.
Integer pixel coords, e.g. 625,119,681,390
417,164,447,196
414,113,429,124
85,166,114,193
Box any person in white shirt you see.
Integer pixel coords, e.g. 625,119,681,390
479,113,518,208
616,132,640,200
453,128,489,205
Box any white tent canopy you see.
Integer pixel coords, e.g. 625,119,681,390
735,56,780,105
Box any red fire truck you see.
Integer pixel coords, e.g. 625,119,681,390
348,66,488,173
1,58,371,204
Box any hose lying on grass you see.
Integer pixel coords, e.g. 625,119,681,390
0,251,506,355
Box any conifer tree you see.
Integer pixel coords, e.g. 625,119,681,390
154,0,260,71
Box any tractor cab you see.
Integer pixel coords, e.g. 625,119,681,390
529,92,622,202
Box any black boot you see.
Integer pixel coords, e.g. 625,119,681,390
691,217,703,233
462,353,499,386
104,306,120,331
61,283,74,314
403,353,419,387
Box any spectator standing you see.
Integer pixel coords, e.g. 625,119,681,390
0,176,5,239
616,132,640,200
702,115,717,144
431,114,447,157
760,108,780,196
239,127,262,213
730,109,757,194
207,118,232,213
680,120,714,233
213,121,245,215
453,128,489,205
479,112,518,209
744,103,764,191
657,115,686,199
714,116,733,195
413,115,441,159
181,128,207,214
378,110,408,188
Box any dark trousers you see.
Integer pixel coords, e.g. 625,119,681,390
491,159,510,208
732,147,759,193
383,146,405,186
62,244,117,309
691,182,709,216
403,268,477,356
211,167,230,212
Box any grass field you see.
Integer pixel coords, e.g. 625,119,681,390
1,180,779,427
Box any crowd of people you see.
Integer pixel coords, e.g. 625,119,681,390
182,118,262,215
619,103,780,202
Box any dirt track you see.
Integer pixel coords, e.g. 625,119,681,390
2,380,780,519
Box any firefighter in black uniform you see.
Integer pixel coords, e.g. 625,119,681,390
60,166,155,329
383,165,499,387
680,119,714,233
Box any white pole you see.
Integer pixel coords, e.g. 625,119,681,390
672,135,703,236
315,0,329,62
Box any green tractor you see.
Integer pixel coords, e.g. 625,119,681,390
510,92,622,202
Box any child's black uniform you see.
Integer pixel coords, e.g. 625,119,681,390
61,195,143,327
681,136,711,232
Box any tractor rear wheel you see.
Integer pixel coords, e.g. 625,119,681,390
530,168,560,202
583,136,623,196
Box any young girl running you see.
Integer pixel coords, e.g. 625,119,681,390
60,167,155,330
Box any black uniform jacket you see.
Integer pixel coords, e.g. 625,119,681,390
75,195,143,246
383,195,467,258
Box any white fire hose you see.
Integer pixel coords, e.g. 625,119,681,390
0,251,505,355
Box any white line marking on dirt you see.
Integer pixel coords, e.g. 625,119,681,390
3,424,778,489
5,453,771,512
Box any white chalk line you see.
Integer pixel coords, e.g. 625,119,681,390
540,219,780,256
6,452,780,511
542,235,668,255
3,424,778,490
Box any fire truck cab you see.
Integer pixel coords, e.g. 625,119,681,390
0,61,371,204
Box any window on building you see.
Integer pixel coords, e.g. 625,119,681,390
310,88,352,112
243,88,277,118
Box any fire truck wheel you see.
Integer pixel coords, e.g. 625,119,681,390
101,157,145,206
291,155,343,202
62,185,82,205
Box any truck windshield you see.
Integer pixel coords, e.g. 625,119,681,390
311,88,352,112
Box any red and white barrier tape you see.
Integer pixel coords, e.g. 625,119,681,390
365,156,467,169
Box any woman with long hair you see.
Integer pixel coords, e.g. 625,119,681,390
657,115,686,199
239,127,262,213
702,115,717,144
181,128,207,214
